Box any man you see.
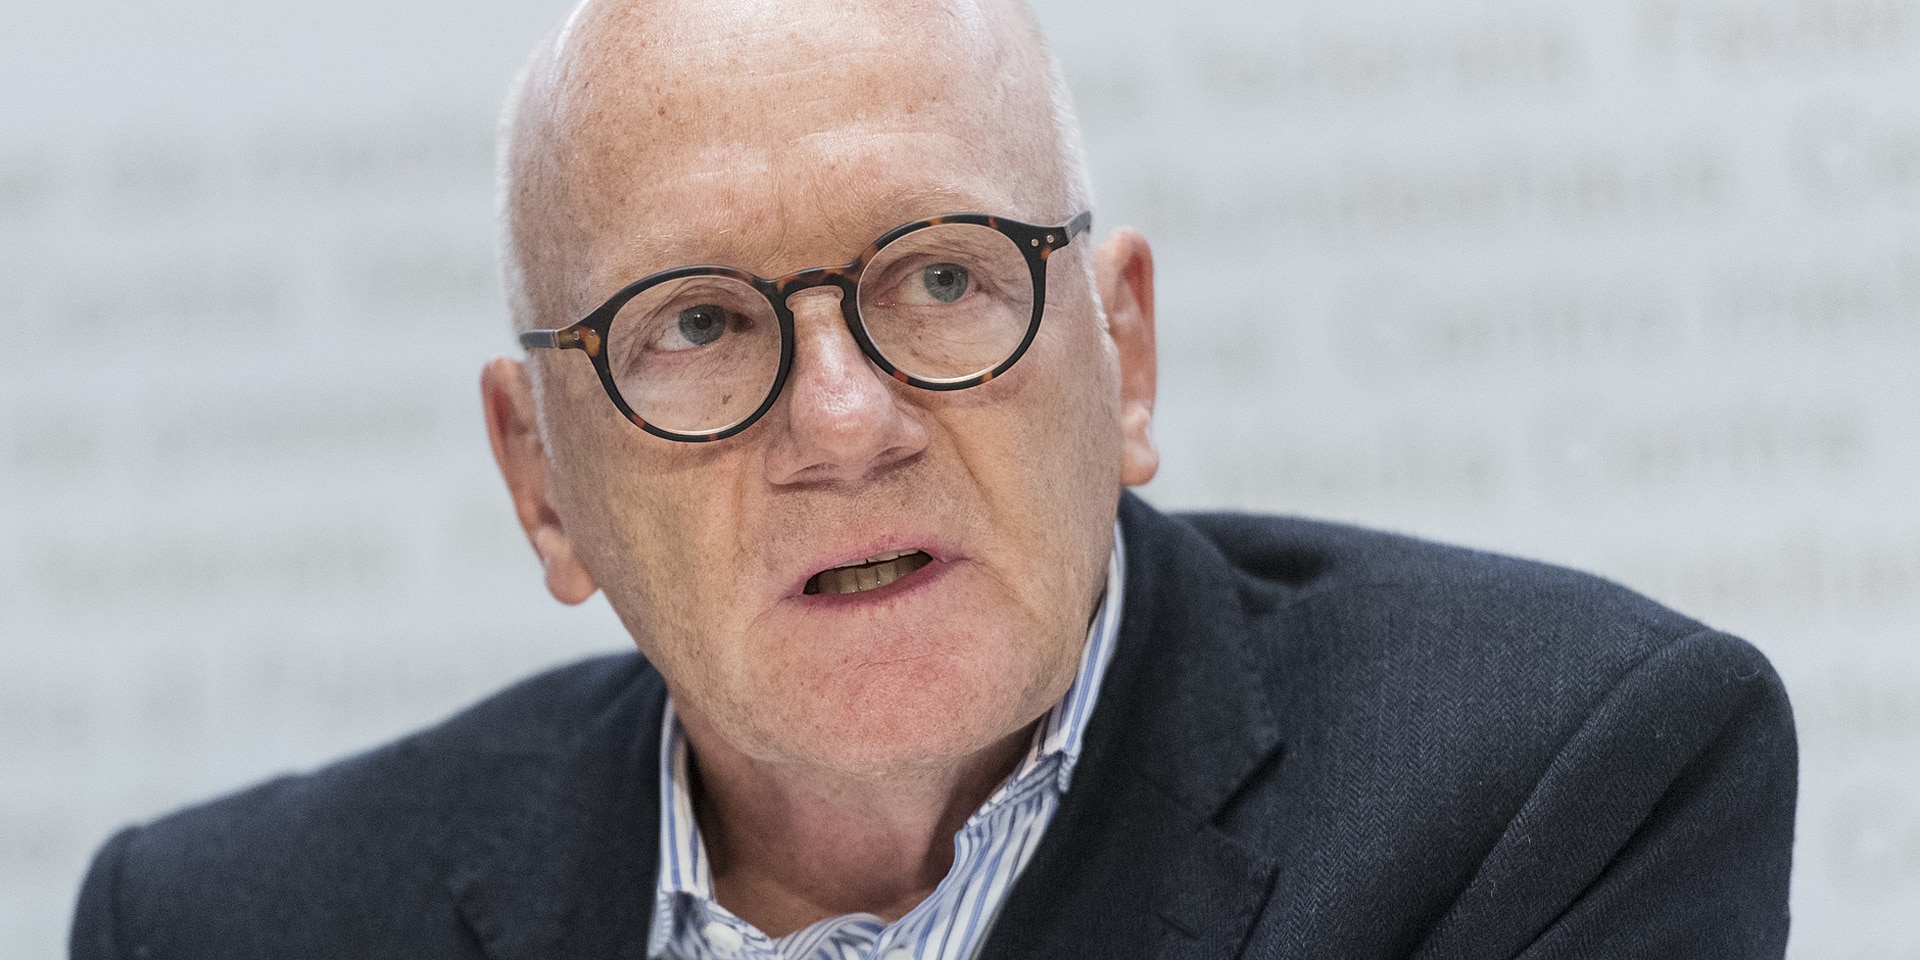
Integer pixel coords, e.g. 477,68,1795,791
71,0,1797,957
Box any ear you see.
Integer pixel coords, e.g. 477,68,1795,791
481,356,599,605
1093,227,1159,487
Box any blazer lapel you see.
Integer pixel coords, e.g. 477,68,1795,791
449,666,667,960
979,495,1287,959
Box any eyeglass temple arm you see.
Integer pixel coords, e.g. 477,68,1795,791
1065,210,1093,240
518,327,594,351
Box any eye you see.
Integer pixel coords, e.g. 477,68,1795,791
675,304,728,346
920,263,970,304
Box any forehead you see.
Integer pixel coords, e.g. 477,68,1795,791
542,0,1059,282
603,130,1021,277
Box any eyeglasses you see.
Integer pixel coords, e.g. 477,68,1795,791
518,210,1093,442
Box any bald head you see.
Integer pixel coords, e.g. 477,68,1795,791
497,0,1091,334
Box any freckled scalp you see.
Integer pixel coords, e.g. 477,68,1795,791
496,0,1092,340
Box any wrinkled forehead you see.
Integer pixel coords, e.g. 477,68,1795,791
518,0,1064,289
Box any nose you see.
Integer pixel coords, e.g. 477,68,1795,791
762,286,928,486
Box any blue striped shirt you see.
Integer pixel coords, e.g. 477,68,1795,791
647,528,1126,960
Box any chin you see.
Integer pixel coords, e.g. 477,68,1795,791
744,635,1053,779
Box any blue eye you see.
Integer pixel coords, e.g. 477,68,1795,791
677,304,727,345
921,263,970,303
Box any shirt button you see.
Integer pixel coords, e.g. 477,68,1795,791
702,920,744,957
883,948,914,960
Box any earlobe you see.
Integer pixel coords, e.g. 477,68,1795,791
481,356,600,605
534,525,599,606
1093,228,1160,488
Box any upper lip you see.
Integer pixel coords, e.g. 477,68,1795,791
786,534,955,597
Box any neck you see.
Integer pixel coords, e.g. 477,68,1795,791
675,705,1035,939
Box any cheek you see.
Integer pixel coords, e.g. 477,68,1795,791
985,305,1126,535
541,395,760,672
589,482,772,740
918,311,1124,662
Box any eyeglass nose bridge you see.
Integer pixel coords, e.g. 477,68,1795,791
769,263,860,299
767,264,860,321
763,264,912,386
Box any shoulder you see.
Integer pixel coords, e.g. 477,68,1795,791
1118,495,1793,823
1158,504,1746,694
71,652,662,958
1119,499,1796,952
1178,506,1687,626
1158,505,1790,757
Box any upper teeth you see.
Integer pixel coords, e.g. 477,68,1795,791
808,550,931,595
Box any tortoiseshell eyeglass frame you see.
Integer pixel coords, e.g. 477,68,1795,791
517,210,1094,442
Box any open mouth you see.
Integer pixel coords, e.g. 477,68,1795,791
804,550,934,596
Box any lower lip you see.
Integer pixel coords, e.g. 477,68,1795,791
793,555,952,608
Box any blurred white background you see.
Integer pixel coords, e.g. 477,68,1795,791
2,0,1916,955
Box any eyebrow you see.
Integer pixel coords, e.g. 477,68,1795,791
607,180,1019,280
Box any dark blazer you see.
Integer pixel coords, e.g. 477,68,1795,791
72,494,1797,959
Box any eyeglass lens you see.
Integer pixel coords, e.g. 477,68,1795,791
606,275,784,435
604,222,1038,435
